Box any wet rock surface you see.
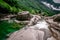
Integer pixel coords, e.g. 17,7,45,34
7,13,60,40
0,11,60,40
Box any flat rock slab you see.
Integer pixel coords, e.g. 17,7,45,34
7,28,44,40
7,27,56,40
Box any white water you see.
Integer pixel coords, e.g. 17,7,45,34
41,1,60,11
30,20,49,30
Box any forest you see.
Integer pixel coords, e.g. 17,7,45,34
0,0,60,40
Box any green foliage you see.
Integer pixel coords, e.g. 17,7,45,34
0,0,21,13
0,20,24,40
0,0,57,16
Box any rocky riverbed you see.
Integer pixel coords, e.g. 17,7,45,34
4,11,60,40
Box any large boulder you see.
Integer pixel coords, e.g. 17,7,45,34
53,14,60,23
16,11,32,21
